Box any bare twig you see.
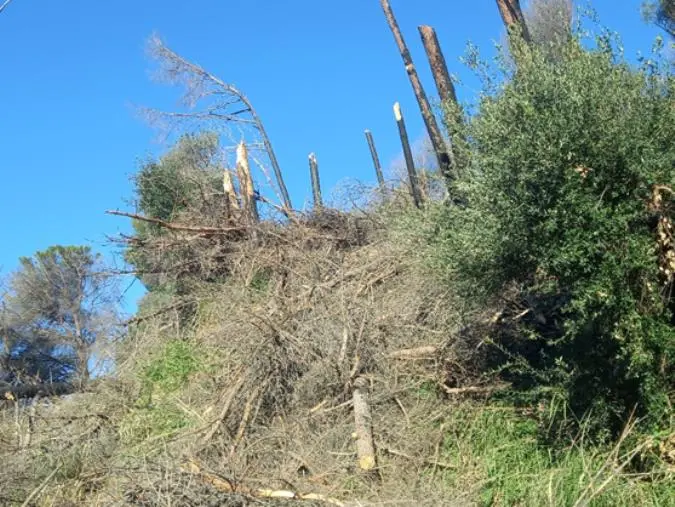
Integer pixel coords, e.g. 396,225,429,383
20,464,62,507
146,36,293,212
105,210,245,235
182,459,348,506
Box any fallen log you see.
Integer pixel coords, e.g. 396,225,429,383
181,459,347,506
353,376,379,478
387,345,438,360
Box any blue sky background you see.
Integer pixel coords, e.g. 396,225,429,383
0,0,662,314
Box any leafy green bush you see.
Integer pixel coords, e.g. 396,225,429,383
144,339,199,393
125,132,226,293
434,34,674,439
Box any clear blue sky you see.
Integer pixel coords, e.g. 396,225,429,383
0,0,661,313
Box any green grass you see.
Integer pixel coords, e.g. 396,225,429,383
435,402,675,506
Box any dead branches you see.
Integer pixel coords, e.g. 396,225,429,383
181,459,347,506
105,210,245,235
145,36,293,212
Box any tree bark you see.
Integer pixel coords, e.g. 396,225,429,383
353,376,378,478
496,0,531,44
364,130,386,191
394,102,422,209
379,0,455,185
308,153,323,210
418,26,458,106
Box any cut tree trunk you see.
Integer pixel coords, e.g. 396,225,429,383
308,153,323,210
496,0,531,44
364,130,386,192
379,0,455,185
353,376,379,478
418,25,458,106
394,102,422,209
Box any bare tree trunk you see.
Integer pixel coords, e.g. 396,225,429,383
308,153,323,211
364,130,386,192
353,376,378,478
236,142,259,224
418,26,458,106
418,25,466,174
496,0,531,43
394,102,422,209
253,112,292,214
379,0,455,186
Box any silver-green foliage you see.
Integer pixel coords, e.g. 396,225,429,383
435,33,674,438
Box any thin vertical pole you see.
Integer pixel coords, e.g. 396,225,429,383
394,102,422,209
308,153,323,210
380,0,455,185
364,130,386,191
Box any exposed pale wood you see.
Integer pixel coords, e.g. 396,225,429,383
353,376,378,477
394,102,422,208
380,0,455,185
236,142,259,223
182,459,347,506
222,170,240,216
441,383,511,395
147,38,293,212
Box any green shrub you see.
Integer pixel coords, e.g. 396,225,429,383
144,339,199,393
435,33,674,439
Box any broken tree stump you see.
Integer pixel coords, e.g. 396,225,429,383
308,152,323,210
394,102,422,209
236,142,259,224
380,0,455,185
364,129,386,192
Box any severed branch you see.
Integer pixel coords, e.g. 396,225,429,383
441,383,511,395
352,376,379,479
123,301,194,327
387,345,439,360
105,210,245,235
181,459,347,506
